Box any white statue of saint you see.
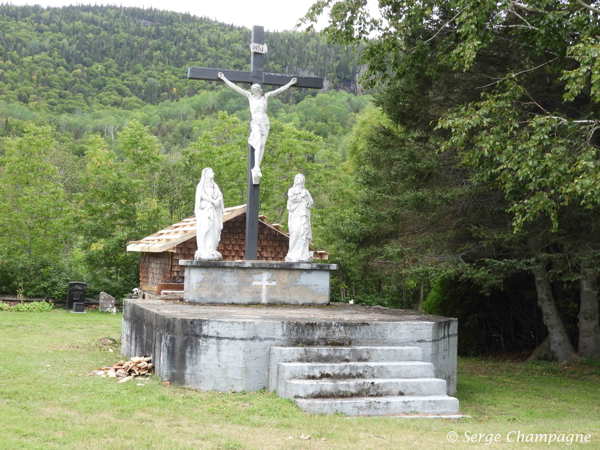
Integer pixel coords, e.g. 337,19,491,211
285,174,314,263
195,168,224,261
217,72,297,184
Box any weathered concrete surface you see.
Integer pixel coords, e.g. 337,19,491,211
268,346,424,391
181,260,337,306
121,299,458,394
275,361,435,396
282,378,448,399
295,395,459,416
269,345,457,415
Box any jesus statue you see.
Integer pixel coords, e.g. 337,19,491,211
218,72,297,184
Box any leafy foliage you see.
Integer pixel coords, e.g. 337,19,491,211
0,254,83,299
0,6,376,300
301,0,600,358
0,4,362,114
0,125,73,258
10,301,54,312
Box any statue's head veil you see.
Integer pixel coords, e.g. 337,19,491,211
199,167,212,192
294,173,305,187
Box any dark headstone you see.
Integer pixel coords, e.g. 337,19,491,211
72,302,85,313
66,281,87,310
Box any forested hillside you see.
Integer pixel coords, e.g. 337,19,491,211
0,4,362,114
2,2,598,361
0,5,369,304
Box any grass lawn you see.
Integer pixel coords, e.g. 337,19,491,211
0,309,599,449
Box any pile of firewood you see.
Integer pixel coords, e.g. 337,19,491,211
88,356,153,383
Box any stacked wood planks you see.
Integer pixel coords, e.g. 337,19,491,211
88,356,153,383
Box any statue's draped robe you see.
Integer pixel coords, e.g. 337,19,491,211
287,187,313,261
195,183,224,257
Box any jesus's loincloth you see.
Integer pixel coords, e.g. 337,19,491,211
249,120,270,150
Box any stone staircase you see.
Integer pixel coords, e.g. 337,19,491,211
269,346,460,416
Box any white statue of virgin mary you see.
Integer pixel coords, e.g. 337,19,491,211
194,168,224,261
285,174,313,262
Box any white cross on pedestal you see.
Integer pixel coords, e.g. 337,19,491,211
252,272,276,304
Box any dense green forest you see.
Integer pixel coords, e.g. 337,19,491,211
0,5,369,304
0,4,362,114
2,2,600,361
304,0,600,361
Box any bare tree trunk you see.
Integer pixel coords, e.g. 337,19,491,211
528,240,579,363
579,264,600,358
419,279,424,311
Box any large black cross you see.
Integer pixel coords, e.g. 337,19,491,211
188,25,324,260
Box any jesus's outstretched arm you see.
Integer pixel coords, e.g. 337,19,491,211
265,78,297,98
218,72,250,98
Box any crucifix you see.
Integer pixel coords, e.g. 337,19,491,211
188,25,324,260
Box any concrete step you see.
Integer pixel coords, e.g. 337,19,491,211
268,346,424,391
281,377,447,400
275,361,434,394
295,395,460,416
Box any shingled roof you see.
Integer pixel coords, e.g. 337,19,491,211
126,204,293,254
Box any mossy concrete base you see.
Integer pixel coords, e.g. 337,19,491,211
121,299,457,394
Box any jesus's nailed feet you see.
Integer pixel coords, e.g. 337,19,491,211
252,167,262,185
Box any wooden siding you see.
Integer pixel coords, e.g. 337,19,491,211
140,252,171,287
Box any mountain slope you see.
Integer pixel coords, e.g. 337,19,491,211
0,4,362,114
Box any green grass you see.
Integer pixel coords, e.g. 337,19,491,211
0,310,599,449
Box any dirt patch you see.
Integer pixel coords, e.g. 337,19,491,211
94,336,121,351
98,337,118,347
57,343,84,350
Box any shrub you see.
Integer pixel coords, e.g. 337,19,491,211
0,255,77,299
10,301,54,312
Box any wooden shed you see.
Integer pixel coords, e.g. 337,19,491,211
127,204,328,296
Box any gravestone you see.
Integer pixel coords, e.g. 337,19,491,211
65,281,86,310
72,302,85,313
99,292,116,312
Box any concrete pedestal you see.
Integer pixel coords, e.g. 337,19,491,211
181,260,337,306
121,299,458,395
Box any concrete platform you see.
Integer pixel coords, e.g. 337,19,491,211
181,260,337,306
121,299,458,394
